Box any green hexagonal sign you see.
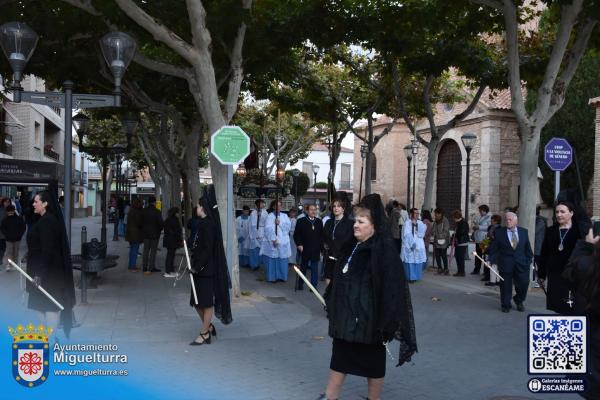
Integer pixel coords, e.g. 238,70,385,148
210,125,251,165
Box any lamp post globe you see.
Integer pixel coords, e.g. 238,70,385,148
100,31,137,91
0,22,38,88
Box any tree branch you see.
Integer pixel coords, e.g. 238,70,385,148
114,0,198,64
533,0,583,122
390,61,416,134
439,84,486,136
224,3,251,123
547,17,597,120
133,54,193,80
423,74,438,138
373,118,398,146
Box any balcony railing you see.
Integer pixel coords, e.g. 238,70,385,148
73,170,82,185
43,147,60,161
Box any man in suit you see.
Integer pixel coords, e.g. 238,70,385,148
488,211,533,313
293,203,323,290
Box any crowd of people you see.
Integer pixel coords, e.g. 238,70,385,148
6,184,598,400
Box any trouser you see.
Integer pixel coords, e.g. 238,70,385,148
434,248,448,270
455,245,467,274
142,239,159,270
297,259,319,290
533,255,542,281
394,238,402,253
165,248,176,273
483,254,491,280
0,239,6,265
473,243,483,273
4,240,20,266
499,266,530,309
128,241,141,269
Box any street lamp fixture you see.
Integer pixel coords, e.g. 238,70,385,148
359,144,369,201
360,144,369,160
235,164,247,178
461,132,477,220
292,168,300,207
404,144,413,208
276,164,286,182
0,21,137,242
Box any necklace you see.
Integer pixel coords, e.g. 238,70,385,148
332,218,342,239
558,227,570,252
342,242,361,274
308,218,316,231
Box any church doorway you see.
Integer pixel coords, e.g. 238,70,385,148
436,140,462,219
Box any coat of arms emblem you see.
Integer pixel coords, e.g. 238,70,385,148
9,324,52,388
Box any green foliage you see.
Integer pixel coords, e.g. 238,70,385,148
315,181,328,189
535,50,600,205
288,170,310,198
81,115,129,163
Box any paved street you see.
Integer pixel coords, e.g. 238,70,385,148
1,216,574,399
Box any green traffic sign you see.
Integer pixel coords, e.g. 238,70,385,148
210,125,251,165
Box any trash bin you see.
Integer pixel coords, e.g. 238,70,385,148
80,239,107,304
81,239,107,273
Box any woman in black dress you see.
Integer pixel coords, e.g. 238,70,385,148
322,192,353,286
189,187,232,345
321,194,417,400
26,190,75,337
538,201,582,314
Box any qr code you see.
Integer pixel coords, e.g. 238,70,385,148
528,316,586,374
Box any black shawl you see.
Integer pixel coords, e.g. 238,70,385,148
358,194,417,366
200,185,233,325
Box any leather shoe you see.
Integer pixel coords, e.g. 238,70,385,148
516,303,525,312
453,272,465,277
501,307,510,313
480,277,489,281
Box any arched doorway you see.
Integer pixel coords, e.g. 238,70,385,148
436,140,462,219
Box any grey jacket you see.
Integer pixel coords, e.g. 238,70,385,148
432,217,450,249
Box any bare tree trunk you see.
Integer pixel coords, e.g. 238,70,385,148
422,137,440,210
364,114,374,196
517,123,541,243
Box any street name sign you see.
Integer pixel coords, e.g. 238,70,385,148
210,126,251,165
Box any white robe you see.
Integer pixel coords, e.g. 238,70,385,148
248,208,268,249
236,215,251,256
260,212,292,259
401,220,427,264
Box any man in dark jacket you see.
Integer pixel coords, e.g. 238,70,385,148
125,198,144,271
141,196,163,274
293,204,323,290
488,212,533,313
1,205,26,271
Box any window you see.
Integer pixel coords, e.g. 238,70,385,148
340,163,351,189
302,162,313,184
34,122,41,146
370,154,377,181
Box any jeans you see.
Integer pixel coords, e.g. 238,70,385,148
297,259,319,290
128,242,141,269
142,239,159,270
165,248,176,273
455,245,467,274
434,248,448,270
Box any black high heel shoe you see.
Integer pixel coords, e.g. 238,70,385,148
209,323,217,337
189,331,211,346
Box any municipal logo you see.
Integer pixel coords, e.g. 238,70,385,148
9,324,52,388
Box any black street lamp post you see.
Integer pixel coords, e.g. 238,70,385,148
461,133,477,221
0,22,136,242
411,138,419,209
112,155,123,241
312,164,320,205
359,144,368,201
403,144,413,209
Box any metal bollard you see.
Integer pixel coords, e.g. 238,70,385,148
80,226,88,305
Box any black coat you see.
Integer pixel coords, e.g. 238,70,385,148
26,213,73,312
191,217,217,277
323,216,354,271
538,225,581,314
1,214,26,241
163,215,183,249
141,205,163,240
563,240,600,399
454,219,469,245
326,235,410,346
125,207,143,243
293,217,324,262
